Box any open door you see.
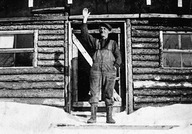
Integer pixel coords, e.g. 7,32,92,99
70,21,126,112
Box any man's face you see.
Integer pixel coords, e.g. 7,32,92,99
99,26,110,39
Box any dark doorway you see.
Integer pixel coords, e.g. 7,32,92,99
71,21,126,111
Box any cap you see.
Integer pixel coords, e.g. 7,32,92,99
99,23,112,31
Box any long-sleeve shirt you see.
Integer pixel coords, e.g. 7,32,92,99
81,23,122,68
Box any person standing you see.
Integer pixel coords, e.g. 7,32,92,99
81,8,122,124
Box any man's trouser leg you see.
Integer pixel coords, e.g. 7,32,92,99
103,71,116,124
88,70,101,123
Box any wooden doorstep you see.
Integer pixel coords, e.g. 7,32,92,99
72,101,122,107
57,124,179,130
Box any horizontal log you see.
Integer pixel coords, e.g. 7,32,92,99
0,67,63,75
180,97,192,102
133,68,192,74
32,7,65,13
132,26,161,30
134,80,192,89
30,20,65,25
70,14,192,20
38,60,64,67
132,49,159,55
131,20,149,25
70,14,139,20
140,14,192,18
38,41,64,47
133,25,192,31
0,25,64,31
132,37,159,43
133,74,192,81
1,21,65,26
38,53,64,60
132,55,159,61
0,15,66,22
39,30,64,35
38,35,64,40
132,43,159,49
1,98,65,107
0,74,64,82
133,61,159,67
161,27,192,31
134,96,192,105
0,98,65,107
38,47,64,53
0,82,64,89
0,89,64,98
134,89,192,96
132,29,159,37
134,96,181,103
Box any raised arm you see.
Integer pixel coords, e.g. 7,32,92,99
81,8,96,49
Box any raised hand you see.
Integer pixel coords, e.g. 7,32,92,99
82,8,90,23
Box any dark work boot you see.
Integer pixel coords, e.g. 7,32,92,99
87,104,98,123
106,106,116,124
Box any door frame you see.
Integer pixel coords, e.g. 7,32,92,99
67,19,133,114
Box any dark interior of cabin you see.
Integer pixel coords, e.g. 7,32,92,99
72,22,127,110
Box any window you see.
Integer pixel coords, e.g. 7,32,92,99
160,31,192,68
0,30,38,67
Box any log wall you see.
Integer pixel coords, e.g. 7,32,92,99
0,14,66,107
131,19,192,110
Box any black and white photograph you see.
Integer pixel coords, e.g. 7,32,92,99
0,0,192,133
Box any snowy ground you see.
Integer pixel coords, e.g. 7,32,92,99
0,102,192,134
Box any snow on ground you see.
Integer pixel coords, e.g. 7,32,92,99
115,104,192,126
0,102,192,134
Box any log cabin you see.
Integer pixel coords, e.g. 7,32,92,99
0,0,192,114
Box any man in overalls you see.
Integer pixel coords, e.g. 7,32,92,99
81,8,122,124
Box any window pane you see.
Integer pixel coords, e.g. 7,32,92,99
0,53,14,67
0,35,14,48
181,34,192,49
163,34,179,49
0,34,34,49
16,34,34,48
183,53,192,67
0,52,33,67
163,53,181,67
15,52,33,66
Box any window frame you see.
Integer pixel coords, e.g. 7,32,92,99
0,30,38,68
160,31,192,69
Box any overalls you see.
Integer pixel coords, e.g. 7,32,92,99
89,39,116,106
